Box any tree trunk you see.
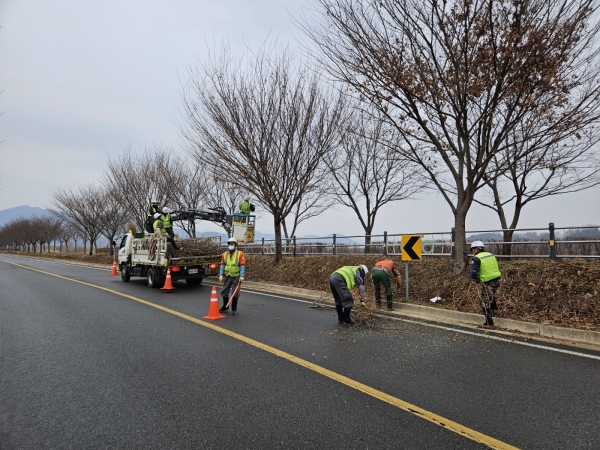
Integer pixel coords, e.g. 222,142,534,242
364,230,373,254
503,229,515,256
273,216,283,264
453,209,469,274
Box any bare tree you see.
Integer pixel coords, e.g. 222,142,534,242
282,188,335,240
52,185,105,256
477,118,600,254
165,156,215,237
102,145,180,232
180,42,347,262
324,107,427,247
38,215,62,253
302,0,600,271
97,186,131,257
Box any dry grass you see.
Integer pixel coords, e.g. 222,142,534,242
245,255,600,331
9,251,600,331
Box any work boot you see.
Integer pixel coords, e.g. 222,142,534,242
375,300,381,309
386,295,393,311
220,298,229,313
342,307,354,325
335,304,344,324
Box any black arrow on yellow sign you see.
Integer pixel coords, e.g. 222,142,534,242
402,235,422,261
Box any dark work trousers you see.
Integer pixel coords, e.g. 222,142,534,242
371,269,393,308
166,236,179,250
329,273,355,323
221,276,241,311
480,277,501,325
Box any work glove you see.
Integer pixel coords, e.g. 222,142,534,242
219,276,223,282
359,298,366,307
239,276,245,282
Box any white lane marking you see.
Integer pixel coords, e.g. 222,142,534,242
6,256,599,362
234,287,600,362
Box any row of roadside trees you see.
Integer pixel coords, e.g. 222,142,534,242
3,0,600,273
178,0,600,272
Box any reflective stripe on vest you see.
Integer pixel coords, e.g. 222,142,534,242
332,266,360,290
478,252,501,282
223,250,241,277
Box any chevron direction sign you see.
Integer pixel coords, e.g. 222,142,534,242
401,235,422,261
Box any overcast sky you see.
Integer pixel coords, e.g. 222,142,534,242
0,0,598,238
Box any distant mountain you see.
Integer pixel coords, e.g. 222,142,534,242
466,232,503,242
0,205,54,226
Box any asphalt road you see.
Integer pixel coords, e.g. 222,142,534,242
1,254,600,449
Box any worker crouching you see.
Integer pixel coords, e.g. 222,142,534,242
219,237,246,315
371,258,400,311
329,265,368,325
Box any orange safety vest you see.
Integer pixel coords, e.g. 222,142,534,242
375,259,394,271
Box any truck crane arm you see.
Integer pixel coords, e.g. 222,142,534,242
170,207,231,230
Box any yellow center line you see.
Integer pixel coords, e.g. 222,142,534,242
3,259,519,450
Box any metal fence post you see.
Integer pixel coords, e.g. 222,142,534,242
451,227,455,259
293,236,297,257
261,237,265,255
549,222,556,260
383,231,388,256
332,234,337,255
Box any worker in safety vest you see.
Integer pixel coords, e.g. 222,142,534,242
153,213,180,250
329,265,368,325
371,259,401,311
161,207,175,237
145,200,161,233
239,196,252,215
470,240,501,327
219,237,247,315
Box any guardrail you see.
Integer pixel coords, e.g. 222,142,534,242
237,223,600,259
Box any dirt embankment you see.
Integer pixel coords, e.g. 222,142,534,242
7,251,600,331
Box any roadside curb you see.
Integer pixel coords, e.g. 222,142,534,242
224,278,600,348
6,255,598,348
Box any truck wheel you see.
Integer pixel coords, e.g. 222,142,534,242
186,278,202,286
120,264,131,282
147,268,164,288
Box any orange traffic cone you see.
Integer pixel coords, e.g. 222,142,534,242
110,260,118,276
203,286,225,320
161,268,175,290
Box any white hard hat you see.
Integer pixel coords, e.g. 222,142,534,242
162,207,171,213
153,213,161,219
227,237,237,244
360,264,369,274
244,195,250,201
151,200,159,204
470,240,485,249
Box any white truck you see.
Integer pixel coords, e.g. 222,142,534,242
117,207,256,288
117,232,222,288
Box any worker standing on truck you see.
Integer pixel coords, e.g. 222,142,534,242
329,265,368,325
146,200,161,233
153,213,180,250
219,237,246,315
161,207,175,237
371,259,401,311
239,196,252,215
